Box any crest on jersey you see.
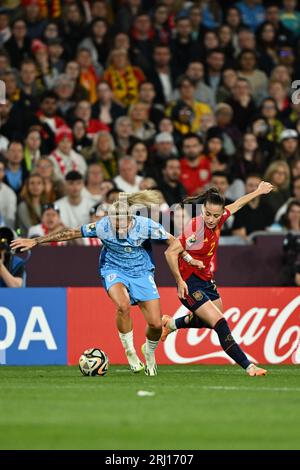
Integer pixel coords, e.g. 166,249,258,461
192,290,203,301
86,223,96,233
107,273,117,282
186,233,197,247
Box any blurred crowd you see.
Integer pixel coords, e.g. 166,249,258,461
1,0,300,245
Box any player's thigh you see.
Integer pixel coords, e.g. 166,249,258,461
194,299,223,328
139,299,162,329
212,297,224,313
107,282,131,311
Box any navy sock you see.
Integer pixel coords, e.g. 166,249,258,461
214,318,251,369
175,313,209,329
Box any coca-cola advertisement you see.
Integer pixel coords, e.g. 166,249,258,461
67,287,300,365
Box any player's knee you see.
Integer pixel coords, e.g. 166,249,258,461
147,319,162,331
116,302,131,317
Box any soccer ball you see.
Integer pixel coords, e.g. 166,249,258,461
79,348,109,376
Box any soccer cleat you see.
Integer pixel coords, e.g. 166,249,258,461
160,315,174,342
125,350,144,373
141,343,157,376
246,364,267,377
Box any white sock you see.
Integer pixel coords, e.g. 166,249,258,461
119,330,135,353
146,338,159,355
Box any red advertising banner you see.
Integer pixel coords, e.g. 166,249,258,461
67,287,300,365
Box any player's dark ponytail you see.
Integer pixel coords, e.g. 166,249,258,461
182,187,225,207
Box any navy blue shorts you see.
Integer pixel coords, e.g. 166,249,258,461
180,274,220,312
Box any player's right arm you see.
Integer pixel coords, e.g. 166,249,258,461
10,228,82,252
165,238,190,299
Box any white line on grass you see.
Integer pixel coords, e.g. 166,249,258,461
201,386,300,392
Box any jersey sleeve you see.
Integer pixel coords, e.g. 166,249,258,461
81,221,99,238
218,208,231,229
148,219,169,240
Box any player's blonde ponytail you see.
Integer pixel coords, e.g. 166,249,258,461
126,190,162,207
111,190,162,214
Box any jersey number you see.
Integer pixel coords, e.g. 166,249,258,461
207,242,215,257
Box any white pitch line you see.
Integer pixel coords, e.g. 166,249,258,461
202,386,300,392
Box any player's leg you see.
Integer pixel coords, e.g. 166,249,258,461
107,282,144,373
192,301,266,376
139,299,162,376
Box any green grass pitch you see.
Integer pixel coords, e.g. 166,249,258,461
0,365,299,450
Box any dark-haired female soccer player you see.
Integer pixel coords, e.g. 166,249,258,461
162,181,274,376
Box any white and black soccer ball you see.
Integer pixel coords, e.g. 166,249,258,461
79,348,109,376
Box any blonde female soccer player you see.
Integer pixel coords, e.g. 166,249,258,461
11,190,201,376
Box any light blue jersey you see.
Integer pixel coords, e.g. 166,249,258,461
81,216,169,304
81,216,168,277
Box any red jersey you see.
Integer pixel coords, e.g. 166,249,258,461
180,156,211,195
178,208,231,281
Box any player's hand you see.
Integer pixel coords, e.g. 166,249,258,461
177,279,189,299
10,238,37,252
257,181,274,195
189,259,205,270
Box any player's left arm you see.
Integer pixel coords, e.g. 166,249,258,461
225,181,274,215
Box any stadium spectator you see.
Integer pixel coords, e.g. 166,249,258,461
180,133,211,196
28,203,66,244
232,174,273,238
226,78,257,132
174,61,216,110
78,17,111,70
17,173,47,235
238,49,268,104
71,119,92,156
0,226,26,287
233,132,266,181
263,160,291,221
113,115,134,151
278,200,300,231
275,129,300,167
53,74,76,120
216,68,238,103
92,81,126,126
55,170,94,227
103,48,145,107
88,131,118,179
4,19,31,69
76,48,101,104
138,81,164,128
113,156,143,193
3,141,29,196
205,48,225,94
275,176,300,222
23,128,42,171
170,16,202,77
148,132,177,182
280,0,300,37
70,99,109,138
128,140,149,177
82,163,104,205
128,101,156,143
49,126,87,180
35,156,65,203
159,157,187,207
149,44,175,105
0,8,11,47
36,90,65,153
236,0,265,32
260,97,285,145
0,156,17,228
166,76,212,138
